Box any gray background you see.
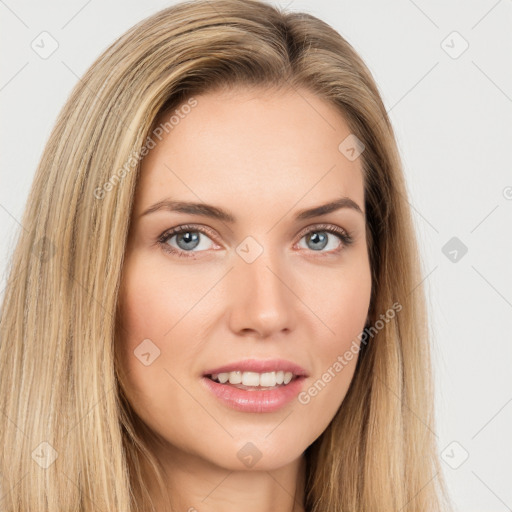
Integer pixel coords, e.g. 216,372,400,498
1,1,511,510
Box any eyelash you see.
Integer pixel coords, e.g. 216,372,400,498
157,223,354,259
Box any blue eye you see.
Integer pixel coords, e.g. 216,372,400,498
158,223,354,258
158,224,217,258
306,232,330,250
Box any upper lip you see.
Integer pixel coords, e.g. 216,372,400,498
203,358,309,377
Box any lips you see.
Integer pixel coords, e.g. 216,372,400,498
200,358,308,413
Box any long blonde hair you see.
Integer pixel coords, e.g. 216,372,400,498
0,1,453,510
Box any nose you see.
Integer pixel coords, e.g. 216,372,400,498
227,246,297,338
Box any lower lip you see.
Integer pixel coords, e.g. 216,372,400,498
201,376,306,413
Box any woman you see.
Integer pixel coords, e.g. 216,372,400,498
0,0,453,510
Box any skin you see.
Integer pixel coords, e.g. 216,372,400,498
116,86,372,512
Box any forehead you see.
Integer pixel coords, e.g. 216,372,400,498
133,87,365,218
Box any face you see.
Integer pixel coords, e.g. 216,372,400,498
116,86,372,472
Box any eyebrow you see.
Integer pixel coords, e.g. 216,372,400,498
139,196,364,222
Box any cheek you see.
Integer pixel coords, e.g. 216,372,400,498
315,262,371,346
118,253,201,340
115,264,195,442
116,253,208,399
116,258,174,404
297,264,370,417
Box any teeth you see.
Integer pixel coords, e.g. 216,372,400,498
228,371,242,384
242,371,260,386
209,370,295,387
217,373,229,384
259,372,275,387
